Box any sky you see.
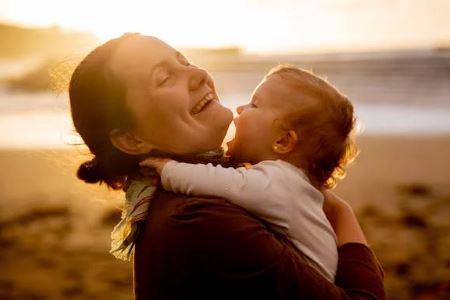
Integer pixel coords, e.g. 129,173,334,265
1,0,450,53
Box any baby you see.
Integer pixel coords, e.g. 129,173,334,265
140,65,358,282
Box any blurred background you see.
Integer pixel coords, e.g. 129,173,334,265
0,0,449,299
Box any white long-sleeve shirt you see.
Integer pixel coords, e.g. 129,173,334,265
160,159,338,282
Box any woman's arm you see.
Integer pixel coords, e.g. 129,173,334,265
321,191,386,299
176,194,386,299
268,190,385,299
322,190,368,247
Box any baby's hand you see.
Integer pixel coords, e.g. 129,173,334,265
139,157,173,175
243,162,252,169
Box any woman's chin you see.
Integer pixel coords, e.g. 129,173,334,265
195,101,233,132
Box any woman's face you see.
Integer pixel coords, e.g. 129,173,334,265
110,36,233,155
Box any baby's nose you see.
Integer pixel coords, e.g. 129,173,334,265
236,105,244,114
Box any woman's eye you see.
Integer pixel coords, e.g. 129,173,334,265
250,102,257,108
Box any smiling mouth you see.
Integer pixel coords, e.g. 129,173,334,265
191,92,218,114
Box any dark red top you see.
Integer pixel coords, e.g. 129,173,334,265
134,190,386,300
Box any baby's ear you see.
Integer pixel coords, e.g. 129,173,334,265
272,130,298,154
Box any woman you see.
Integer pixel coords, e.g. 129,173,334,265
69,33,386,299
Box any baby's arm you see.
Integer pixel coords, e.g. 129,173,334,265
139,158,290,229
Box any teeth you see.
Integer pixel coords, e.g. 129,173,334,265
191,93,217,114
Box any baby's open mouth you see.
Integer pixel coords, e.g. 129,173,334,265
191,92,217,114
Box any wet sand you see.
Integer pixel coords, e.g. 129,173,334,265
0,135,449,299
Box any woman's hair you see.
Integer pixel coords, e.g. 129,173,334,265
266,65,359,189
69,33,144,190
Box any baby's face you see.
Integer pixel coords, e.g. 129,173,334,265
227,75,292,163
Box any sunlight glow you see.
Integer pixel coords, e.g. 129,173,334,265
1,0,450,53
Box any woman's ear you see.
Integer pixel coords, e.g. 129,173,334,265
272,130,298,154
109,128,153,155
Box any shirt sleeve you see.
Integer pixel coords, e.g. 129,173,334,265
274,241,386,299
335,243,386,299
161,161,291,229
169,196,386,300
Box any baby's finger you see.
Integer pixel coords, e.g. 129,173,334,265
139,158,161,166
243,162,253,169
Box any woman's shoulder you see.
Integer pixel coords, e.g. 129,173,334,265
153,189,251,213
152,189,280,240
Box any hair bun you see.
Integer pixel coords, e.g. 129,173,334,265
77,157,102,184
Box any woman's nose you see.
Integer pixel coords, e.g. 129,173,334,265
188,67,208,91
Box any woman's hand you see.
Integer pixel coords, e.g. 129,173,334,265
322,190,368,247
139,157,173,175
322,190,351,227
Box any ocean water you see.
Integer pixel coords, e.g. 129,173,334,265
1,50,450,148
0,88,449,149
223,93,450,136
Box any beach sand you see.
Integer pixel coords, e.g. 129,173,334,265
0,135,449,299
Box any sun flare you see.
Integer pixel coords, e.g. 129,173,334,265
1,0,450,53
1,0,347,53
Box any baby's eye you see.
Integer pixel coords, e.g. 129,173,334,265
160,76,170,85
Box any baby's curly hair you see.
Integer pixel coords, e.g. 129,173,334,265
266,65,359,189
